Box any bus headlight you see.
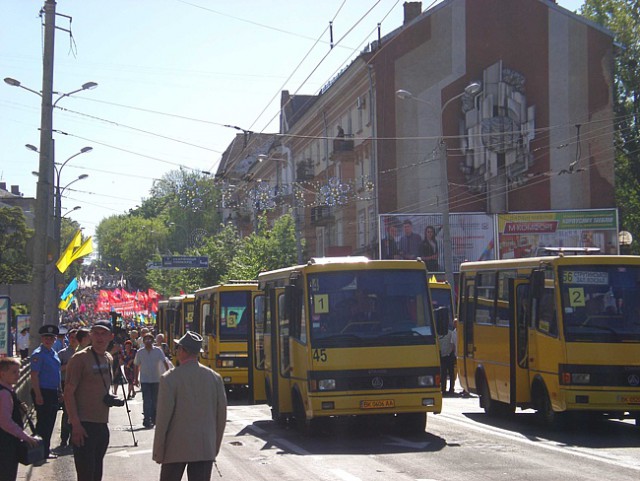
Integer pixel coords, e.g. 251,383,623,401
417,375,435,387
571,373,591,384
217,360,234,368
318,379,336,391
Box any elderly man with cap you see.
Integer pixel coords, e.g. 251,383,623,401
64,321,119,481
153,331,227,481
30,324,62,459
134,331,171,428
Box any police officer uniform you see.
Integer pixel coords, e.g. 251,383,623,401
30,324,62,459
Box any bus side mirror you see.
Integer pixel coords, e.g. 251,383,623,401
531,269,545,300
435,307,450,336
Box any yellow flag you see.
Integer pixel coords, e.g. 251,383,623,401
68,237,94,264
56,230,82,273
58,293,73,310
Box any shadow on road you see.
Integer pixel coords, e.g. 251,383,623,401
462,411,640,448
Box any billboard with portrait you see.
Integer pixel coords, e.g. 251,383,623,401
379,213,495,272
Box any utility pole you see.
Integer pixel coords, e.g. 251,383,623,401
30,0,56,351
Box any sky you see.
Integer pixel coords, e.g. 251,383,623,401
1,0,585,240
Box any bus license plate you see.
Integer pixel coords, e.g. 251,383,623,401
360,399,395,409
618,395,640,404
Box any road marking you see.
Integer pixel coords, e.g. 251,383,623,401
107,448,152,458
329,468,362,481
438,413,640,472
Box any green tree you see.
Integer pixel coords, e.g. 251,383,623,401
0,207,32,283
582,0,640,252
226,213,299,280
146,222,242,297
96,215,168,289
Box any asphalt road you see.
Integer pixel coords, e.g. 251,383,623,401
18,388,640,481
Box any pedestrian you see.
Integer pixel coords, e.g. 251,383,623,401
450,318,458,395
52,328,67,352
155,333,172,361
30,324,61,460
122,340,137,399
64,321,119,481
57,328,79,449
153,331,227,481
0,357,41,481
76,328,91,350
134,332,172,428
438,321,455,396
16,328,29,360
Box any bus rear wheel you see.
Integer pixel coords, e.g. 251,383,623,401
480,377,498,416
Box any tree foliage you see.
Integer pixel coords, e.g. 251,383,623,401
0,206,32,283
582,0,640,252
226,214,299,281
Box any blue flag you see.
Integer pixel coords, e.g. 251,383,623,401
60,277,78,301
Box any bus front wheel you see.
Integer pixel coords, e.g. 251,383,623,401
534,384,559,427
395,412,426,435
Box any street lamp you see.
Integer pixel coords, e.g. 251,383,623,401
396,82,481,289
61,206,82,218
6,75,97,330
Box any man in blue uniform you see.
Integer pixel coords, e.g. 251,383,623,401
30,324,62,459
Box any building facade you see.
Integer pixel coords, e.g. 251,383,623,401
216,0,615,264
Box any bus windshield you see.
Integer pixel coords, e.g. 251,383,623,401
219,291,251,341
559,265,640,342
308,269,435,347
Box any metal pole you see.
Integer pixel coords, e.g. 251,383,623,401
30,0,56,349
438,140,455,290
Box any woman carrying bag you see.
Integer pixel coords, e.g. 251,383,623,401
0,357,41,481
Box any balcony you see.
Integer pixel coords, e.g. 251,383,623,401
296,160,314,181
310,206,333,225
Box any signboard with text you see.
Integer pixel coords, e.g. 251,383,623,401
161,256,209,269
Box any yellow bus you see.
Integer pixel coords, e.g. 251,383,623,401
258,257,442,434
158,294,195,350
429,279,455,326
457,254,640,425
194,281,262,394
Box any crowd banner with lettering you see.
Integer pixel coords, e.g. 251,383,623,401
497,209,618,259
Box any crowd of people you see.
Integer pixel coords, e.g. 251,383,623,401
0,317,228,481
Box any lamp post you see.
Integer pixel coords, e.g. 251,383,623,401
5,72,97,331
169,222,190,251
396,82,481,289
62,206,82,218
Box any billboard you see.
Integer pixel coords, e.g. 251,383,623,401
379,213,495,272
497,209,618,259
378,209,618,273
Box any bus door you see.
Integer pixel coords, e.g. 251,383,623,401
528,281,562,406
249,291,267,404
266,287,292,420
460,275,477,391
510,279,531,406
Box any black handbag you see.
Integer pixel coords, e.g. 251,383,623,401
17,407,45,466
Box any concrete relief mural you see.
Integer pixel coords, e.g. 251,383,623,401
459,61,536,206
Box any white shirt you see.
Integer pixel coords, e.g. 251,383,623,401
134,346,169,383
17,332,29,350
